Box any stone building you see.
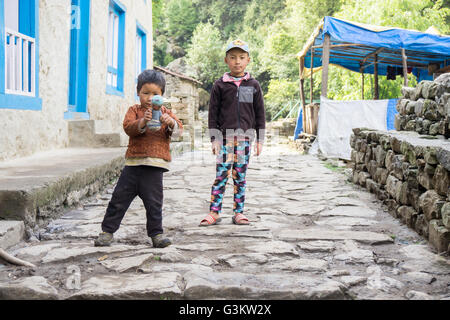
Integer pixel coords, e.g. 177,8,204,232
0,0,153,161
154,65,202,147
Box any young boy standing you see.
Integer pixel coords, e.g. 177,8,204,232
95,69,183,248
200,40,266,226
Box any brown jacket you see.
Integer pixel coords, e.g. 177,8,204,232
123,104,183,162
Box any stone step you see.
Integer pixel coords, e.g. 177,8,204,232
68,120,122,148
0,221,25,249
0,148,126,228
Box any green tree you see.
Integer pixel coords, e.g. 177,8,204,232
164,0,199,48
185,23,228,91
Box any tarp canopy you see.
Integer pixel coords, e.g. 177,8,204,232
297,16,450,82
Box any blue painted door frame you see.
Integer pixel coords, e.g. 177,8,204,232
67,0,90,118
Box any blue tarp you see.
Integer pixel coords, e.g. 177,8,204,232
303,17,450,82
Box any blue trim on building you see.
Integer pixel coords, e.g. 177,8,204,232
64,111,90,120
0,94,42,110
106,86,125,97
0,0,5,95
106,0,126,96
136,21,147,72
19,0,35,37
0,0,41,111
68,0,91,116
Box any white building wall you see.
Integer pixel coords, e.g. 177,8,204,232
88,0,153,133
0,0,153,161
0,0,71,161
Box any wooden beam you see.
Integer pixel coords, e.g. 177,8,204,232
321,33,331,98
311,43,367,49
434,65,450,74
402,48,409,87
310,48,314,104
360,64,364,100
374,54,379,100
363,47,385,64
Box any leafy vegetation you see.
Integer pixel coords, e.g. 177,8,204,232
153,0,450,119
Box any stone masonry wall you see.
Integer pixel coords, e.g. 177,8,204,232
350,73,450,253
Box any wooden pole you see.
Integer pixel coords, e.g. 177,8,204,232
402,48,409,87
360,64,364,100
310,48,314,104
299,58,306,133
374,54,379,100
321,33,330,98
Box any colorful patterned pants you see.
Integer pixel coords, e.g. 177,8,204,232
210,138,251,215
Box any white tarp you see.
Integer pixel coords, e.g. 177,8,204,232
311,97,390,160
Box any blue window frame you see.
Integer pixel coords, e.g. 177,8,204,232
106,0,126,97
65,0,91,120
135,21,147,100
0,0,41,110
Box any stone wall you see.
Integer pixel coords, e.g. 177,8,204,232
155,66,201,147
395,75,450,136
350,74,450,253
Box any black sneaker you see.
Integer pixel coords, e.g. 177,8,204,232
94,232,114,247
151,234,172,248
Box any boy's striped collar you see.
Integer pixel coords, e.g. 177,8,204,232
223,72,251,83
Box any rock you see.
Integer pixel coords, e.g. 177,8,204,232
428,219,450,253
442,202,450,228
192,256,217,266
0,276,58,300
319,206,377,218
366,266,404,293
297,241,335,252
0,221,25,250
218,253,268,267
436,148,450,171
386,175,401,199
334,249,374,264
404,272,436,285
100,253,154,273
183,270,347,300
326,270,351,277
68,273,183,300
405,290,434,300
401,87,416,100
274,258,329,272
397,206,418,228
423,99,440,121
138,263,213,274
278,229,393,245
246,240,298,255
418,190,445,221
415,214,429,237
339,276,367,287
433,165,449,196
12,243,61,260
315,217,378,228
418,168,434,190
424,147,439,165
40,244,148,264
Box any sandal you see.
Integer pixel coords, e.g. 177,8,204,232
199,213,222,227
232,213,250,225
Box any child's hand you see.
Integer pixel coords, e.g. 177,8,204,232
254,142,263,156
212,140,221,155
139,108,153,129
143,108,153,124
160,113,175,128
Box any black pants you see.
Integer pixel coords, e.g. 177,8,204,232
101,165,165,237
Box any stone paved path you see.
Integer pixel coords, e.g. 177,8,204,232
1,141,449,300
